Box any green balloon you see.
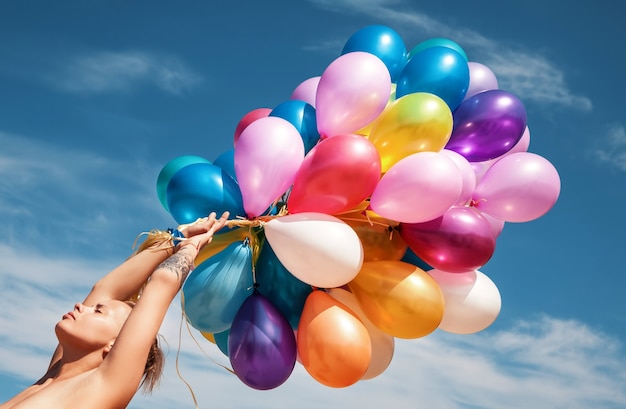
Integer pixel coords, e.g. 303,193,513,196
156,155,210,211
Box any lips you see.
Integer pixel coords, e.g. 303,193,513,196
63,312,76,320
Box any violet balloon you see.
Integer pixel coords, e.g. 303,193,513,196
463,62,499,101
399,206,496,273
446,90,527,162
228,293,297,390
472,152,561,223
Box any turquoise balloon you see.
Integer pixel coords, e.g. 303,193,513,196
166,162,245,225
182,241,254,333
396,46,470,111
156,155,210,211
342,25,408,82
255,241,312,328
408,37,468,62
214,328,230,357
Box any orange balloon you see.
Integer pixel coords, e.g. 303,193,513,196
339,211,406,262
328,288,394,380
194,228,250,266
297,290,371,388
348,261,444,339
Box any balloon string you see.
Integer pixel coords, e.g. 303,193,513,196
176,305,200,409
337,216,394,229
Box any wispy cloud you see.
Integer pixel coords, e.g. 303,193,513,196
591,123,626,171
306,0,592,111
2,240,624,409
0,131,170,252
49,51,203,95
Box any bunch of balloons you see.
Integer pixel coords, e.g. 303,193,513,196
156,25,561,390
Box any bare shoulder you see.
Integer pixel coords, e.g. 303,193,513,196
1,370,132,409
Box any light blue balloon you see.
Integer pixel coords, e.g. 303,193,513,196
166,162,245,225
182,241,254,333
213,149,237,182
342,25,408,82
214,328,230,357
396,46,470,111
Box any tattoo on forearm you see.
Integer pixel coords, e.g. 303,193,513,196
157,251,194,286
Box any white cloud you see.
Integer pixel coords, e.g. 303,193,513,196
306,0,592,110
50,50,203,95
592,124,626,171
0,131,171,252
1,244,624,409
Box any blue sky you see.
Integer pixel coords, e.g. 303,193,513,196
1,0,625,408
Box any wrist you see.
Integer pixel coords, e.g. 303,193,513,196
167,228,185,246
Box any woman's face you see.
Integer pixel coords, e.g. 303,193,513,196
55,299,132,352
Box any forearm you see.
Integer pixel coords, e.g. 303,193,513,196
87,233,175,303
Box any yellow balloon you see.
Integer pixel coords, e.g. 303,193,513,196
194,227,250,266
201,332,216,343
348,261,444,339
368,92,453,173
338,211,406,262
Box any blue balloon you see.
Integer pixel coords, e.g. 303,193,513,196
255,241,312,328
408,38,468,62
269,100,320,154
182,241,254,333
396,46,470,111
156,155,211,212
213,149,237,182
342,25,407,82
166,162,245,225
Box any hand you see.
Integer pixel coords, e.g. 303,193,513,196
176,211,230,254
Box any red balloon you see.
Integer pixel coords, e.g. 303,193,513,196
399,206,496,273
233,108,272,147
287,134,381,215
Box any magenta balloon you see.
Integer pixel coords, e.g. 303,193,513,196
291,76,321,107
399,206,496,273
446,90,527,162
287,134,381,215
472,152,561,223
228,293,297,390
463,62,499,101
316,51,391,138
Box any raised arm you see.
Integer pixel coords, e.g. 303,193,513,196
96,212,229,406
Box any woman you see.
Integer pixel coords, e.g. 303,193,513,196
1,211,230,409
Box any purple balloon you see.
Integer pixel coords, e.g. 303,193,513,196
399,206,496,273
446,90,527,162
228,293,297,390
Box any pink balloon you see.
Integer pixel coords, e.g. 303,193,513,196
463,62,499,101
440,149,476,205
287,134,381,215
481,212,506,238
290,76,321,107
316,52,391,138
370,151,463,223
234,108,272,147
234,116,305,218
399,206,496,273
472,152,560,222
471,126,531,184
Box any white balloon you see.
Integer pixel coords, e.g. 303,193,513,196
427,269,501,334
264,212,364,288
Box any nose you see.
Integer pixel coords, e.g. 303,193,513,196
74,303,84,312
